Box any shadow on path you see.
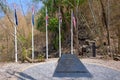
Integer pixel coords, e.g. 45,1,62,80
6,69,36,80
17,72,36,80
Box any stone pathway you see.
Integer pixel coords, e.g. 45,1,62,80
18,60,120,80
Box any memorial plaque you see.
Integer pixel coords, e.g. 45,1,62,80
55,54,88,73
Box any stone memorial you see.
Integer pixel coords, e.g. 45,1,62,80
55,54,88,73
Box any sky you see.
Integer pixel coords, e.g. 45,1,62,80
0,0,44,17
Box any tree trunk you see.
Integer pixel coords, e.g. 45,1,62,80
73,6,79,55
118,26,120,54
100,0,110,46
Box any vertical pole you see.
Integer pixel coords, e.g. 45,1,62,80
71,10,73,54
32,24,34,61
46,7,48,59
59,7,61,57
15,25,18,62
14,4,18,62
31,6,34,61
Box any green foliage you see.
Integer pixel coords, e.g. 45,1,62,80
48,18,59,50
34,0,87,51
36,0,86,31
48,18,59,32
18,34,31,47
1,45,5,50
53,35,59,50
21,47,27,62
37,12,59,49
37,16,59,32
36,8,46,31
77,0,86,5
37,54,44,61
21,47,31,63
19,35,27,45
18,34,32,62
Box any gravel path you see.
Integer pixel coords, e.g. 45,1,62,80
18,60,120,80
0,58,120,80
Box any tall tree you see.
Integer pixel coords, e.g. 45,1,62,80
99,0,110,46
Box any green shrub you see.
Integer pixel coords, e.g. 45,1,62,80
38,54,45,61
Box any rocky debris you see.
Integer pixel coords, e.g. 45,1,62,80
114,57,120,61
113,55,120,61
